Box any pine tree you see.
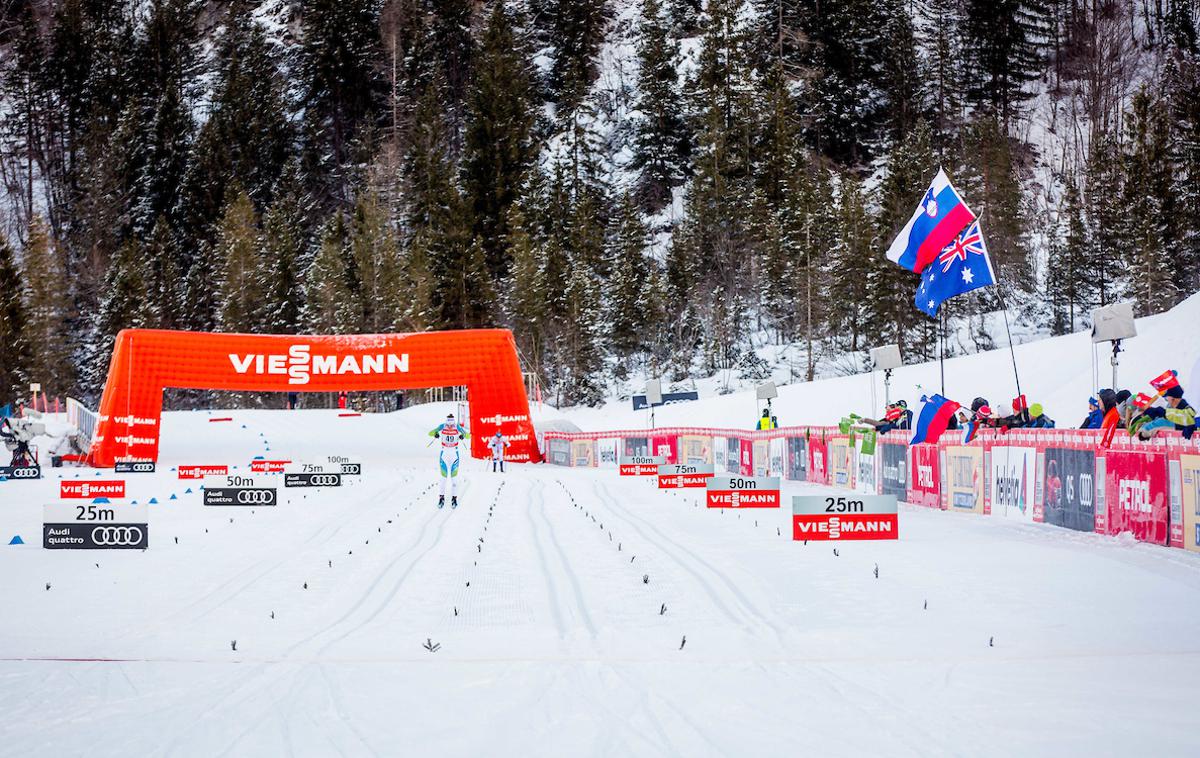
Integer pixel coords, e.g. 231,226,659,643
962,0,1048,124
1122,86,1179,313
559,252,605,405
259,163,309,334
20,217,74,396
144,216,187,331
827,172,874,351
0,233,32,401
1084,130,1126,306
88,238,153,396
462,2,537,280
1046,180,1089,334
216,188,262,333
631,0,691,212
348,190,401,332
547,0,610,111
505,201,547,372
300,0,384,210
607,194,653,358
304,214,355,333
177,1,293,251
399,229,437,332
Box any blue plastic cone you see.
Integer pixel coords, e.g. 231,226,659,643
185,488,193,494
149,497,158,504
92,497,111,504
169,494,178,500
8,535,24,545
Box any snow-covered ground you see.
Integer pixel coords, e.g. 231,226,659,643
2,403,1200,756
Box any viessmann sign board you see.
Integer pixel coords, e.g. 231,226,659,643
43,502,148,549
792,494,898,541
705,474,782,508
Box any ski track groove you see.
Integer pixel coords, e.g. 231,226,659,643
525,479,568,638
535,484,597,638
586,478,776,636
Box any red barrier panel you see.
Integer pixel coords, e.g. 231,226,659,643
1104,449,1170,545
89,328,539,466
807,436,828,485
908,444,941,509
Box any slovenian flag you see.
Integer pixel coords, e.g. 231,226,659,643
910,394,961,446
886,169,976,274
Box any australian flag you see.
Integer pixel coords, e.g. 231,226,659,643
915,220,996,317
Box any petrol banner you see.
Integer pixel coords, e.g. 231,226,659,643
1041,448,1096,532
943,446,983,514
908,443,940,508
1103,450,1169,544
989,446,1035,521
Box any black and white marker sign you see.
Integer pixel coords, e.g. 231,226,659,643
43,502,148,549
203,474,278,506
0,465,42,480
114,460,156,474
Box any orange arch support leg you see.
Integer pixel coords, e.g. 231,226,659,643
89,329,541,466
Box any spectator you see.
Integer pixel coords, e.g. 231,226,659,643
337,391,347,409
873,401,912,434
1114,389,1134,426
1137,385,1196,439
755,408,776,430
1027,403,1055,428
1080,396,1104,429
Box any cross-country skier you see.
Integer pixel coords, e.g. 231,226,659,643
488,430,511,473
429,413,469,508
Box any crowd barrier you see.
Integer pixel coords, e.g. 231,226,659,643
542,425,1200,553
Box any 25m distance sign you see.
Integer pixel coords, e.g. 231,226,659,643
792,494,899,541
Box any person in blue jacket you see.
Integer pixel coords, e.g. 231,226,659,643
1080,396,1104,429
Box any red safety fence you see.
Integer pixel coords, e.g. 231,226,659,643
543,425,1200,553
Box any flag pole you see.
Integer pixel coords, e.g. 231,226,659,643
996,285,1024,403
939,311,946,395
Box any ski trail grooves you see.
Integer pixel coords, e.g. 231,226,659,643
525,479,568,637
588,478,780,637
533,483,597,638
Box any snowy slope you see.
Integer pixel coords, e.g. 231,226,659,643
558,291,1200,431
2,403,1200,756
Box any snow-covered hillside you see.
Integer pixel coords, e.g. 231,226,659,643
2,400,1199,756
561,290,1200,431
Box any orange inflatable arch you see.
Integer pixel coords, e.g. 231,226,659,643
88,329,540,466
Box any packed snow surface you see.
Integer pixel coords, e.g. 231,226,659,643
2,405,1199,756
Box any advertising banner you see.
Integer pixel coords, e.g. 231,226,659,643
571,440,596,467
631,391,699,410
753,439,770,476
769,437,785,478
908,444,940,508
1041,447,1096,532
786,436,807,481
250,459,291,473
178,465,228,479
943,446,983,514
1104,450,1169,545
713,436,728,472
546,437,570,466
856,449,877,494
678,435,713,465
1181,454,1200,554
989,446,1036,521
651,434,678,463
60,480,126,499
829,438,853,488
808,437,828,485
598,438,618,469
739,438,754,476
622,436,650,458
880,441,907,501
724,437,741,474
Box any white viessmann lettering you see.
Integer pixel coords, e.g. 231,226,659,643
228,345,409,386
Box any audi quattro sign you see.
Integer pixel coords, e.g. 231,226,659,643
43,502,148,549
327,456,363,475
657,462,715,489
283,464,342,488
60,480,126,499
178,464,228,479
705,474,781,508
0,465,42,480
619,455,664,476
114,460,155,473
203,474,278,506
792,494,898,541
